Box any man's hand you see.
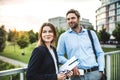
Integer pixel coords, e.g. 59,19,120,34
99,71,103,77
72,66,80,76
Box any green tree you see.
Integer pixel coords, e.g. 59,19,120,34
35,32,38,40
7,28,19,52
98,27,110,44
7,29,17,42
17,31,29,49
56,27,65,46
87,25,95,31
28,30,37,44
0,25,6,52
112,22,120,44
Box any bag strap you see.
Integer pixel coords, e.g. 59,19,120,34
87,30,106,75
87,30,97,61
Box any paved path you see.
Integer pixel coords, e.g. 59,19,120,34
0,55,27,67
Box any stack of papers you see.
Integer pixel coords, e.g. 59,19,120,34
59,56,79,73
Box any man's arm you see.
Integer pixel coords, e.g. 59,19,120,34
57,34,67,64
92,31,105,72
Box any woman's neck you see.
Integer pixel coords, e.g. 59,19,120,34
45,43,52,50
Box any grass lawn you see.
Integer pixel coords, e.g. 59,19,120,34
0,42,37,63
103,47,120,52
0,41,120,64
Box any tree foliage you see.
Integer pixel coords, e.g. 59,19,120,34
35,32,38,40
98,27,110,44
112,22,120,44
0,25,6,52
56,27,65,46
7,28,18,46
16,31,29,49
87,25,95,31
28,30,37,44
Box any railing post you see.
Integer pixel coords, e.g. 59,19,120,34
106,55,111,80
20,72,24,80
9,75,12,80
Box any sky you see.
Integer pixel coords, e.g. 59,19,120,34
0,0,101,32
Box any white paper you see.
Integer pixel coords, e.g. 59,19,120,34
59,56,79,73
79,69,84,75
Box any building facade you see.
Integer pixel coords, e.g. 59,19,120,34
80,18,92,28
48,16,92,30
96,0,120,34
48,16,68,30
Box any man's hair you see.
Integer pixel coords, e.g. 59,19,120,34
66,9,80,18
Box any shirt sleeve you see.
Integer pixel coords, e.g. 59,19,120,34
57,34,68,64
91,31,105,71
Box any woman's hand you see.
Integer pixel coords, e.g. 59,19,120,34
57,73,66,80
66,70,73,78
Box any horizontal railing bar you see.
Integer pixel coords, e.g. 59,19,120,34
0,67,27,76
0,50,120,77
105,50,120,55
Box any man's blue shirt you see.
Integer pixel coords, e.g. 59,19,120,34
57,28,105,71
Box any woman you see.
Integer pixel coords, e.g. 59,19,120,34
26,22,72,80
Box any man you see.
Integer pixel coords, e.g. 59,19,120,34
57,9,105,80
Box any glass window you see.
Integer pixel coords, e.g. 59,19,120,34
101,7,106,13
96,15,100,20
109,10,115,16
109,23,115,34
109,16,114,23
97,13,106,20
117,15,120,21
101,13,106,18
109,4,115,10
97,19,106,25
97,25,103,32
117,1,120,8
96,7,106,15
117,8,120,15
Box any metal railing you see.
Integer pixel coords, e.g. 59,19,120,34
0,67,27,80
0,50,120,80
105,50,120,80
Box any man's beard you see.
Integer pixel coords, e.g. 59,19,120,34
71,23,78,29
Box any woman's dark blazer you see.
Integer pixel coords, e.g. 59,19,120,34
26,45,59,80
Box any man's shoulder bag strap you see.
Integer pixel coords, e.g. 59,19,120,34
87,30,97,60
87,30,107,80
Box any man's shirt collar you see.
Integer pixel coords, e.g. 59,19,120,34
68,27,86,33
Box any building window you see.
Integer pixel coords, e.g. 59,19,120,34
96,7,106,15
117,15,120,21
97,19,106,25
109,23,115,34
97,25,103,32
97,13,106,20
117,1,120,8
117,8,120,15
109,10,115,16
109,16,114,23
109,4,115,10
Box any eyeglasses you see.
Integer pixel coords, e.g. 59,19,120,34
67,17,76,20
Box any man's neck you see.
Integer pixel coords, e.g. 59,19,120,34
72,25,82,33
